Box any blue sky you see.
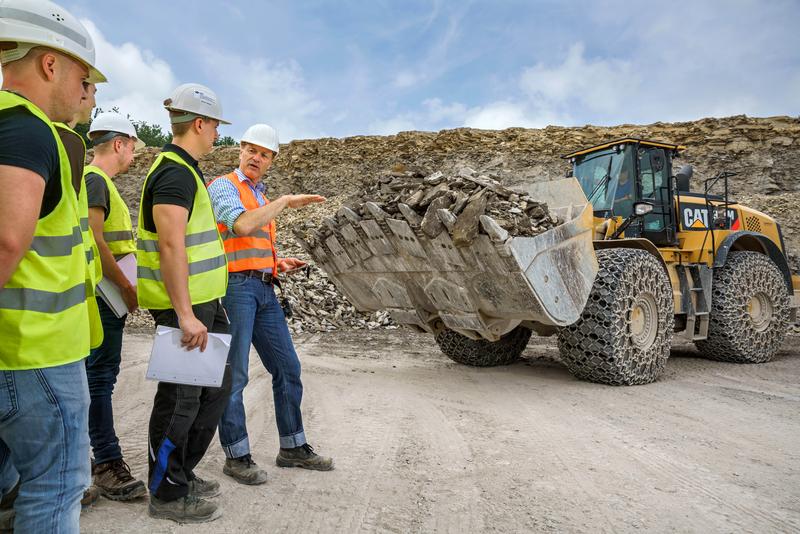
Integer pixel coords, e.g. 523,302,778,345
58,0,800,141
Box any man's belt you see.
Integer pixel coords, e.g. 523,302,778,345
231,269,276,284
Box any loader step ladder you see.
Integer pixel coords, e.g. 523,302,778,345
681,264,712,341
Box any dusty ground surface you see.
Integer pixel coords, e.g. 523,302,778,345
79,329,800,533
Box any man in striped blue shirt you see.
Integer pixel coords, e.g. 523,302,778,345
209,167,268,223
207,124,329,486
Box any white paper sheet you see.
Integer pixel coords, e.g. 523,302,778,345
145,325,230,387
117,253,138,287
96,254,138,318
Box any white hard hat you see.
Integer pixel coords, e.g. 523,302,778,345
164,83,231,125
241,123,279,154
0,0,107,83
88,112,145,150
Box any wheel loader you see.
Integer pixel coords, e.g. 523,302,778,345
299,138,800,385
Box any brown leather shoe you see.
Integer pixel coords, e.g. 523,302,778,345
187,476,220,499
223,454,268,485
81,485,100,510
92,459,147,501
149,494,221,524
276,444,334,471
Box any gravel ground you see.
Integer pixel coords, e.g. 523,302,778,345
79,329,800,533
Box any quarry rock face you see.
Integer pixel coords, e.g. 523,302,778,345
115,115,800,332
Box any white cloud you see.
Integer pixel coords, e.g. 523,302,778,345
83,19,178,129
519,42,639,117
393,70,421,89
367,44,629,135
197,46,323,141
462,101,539,130
368,116,417,136
422,98,466,123
0,19,178,130
366,98,561,135
386,6,467,92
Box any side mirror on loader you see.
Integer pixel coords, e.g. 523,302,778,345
611,201,655,239
633,202,655,216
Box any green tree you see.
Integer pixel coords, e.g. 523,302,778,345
75,106,173,147
214,135,237,147
134,121,172,147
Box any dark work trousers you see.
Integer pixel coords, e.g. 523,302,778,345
85,297,126,465
147,299,232,502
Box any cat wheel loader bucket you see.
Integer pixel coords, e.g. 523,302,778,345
296,178,597,342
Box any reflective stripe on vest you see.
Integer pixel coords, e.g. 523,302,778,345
30,225,83,256
0,92,90,369
84,165,136,256
104,230,134,242
137,228,221,253
0,283,87,313
135,151,227,309
207,172,278,273
137,254,227,282
56,124,103,349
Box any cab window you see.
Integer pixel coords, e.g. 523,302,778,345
610,147,636,219
639,148,668,231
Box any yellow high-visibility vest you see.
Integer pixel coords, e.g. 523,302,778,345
0,92,90,369
136,150,227,309
84,165,135,256
54,123,103,349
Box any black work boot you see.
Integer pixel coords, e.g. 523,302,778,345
223,454,268,485
276,443,334,471
149,494,220,524
187,476,220,499
93,459,147,501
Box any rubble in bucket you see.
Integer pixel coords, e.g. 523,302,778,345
297,167,561,249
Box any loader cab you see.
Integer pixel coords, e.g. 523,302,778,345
565,138,685,246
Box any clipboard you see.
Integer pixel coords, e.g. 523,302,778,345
96,253,137,318
145,325,230,387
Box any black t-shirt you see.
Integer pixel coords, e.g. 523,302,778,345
85,171,110,220
0,105,62,218
56,127,85,196
140,144,201,233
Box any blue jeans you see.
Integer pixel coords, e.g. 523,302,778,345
0,360,90,533
86,297,126,464
219,274,305,457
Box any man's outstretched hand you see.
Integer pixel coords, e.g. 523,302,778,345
283,194,326,209
278,258,307,273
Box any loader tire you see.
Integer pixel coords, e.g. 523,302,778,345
695,251,789,363
435,325,532,367
557,248,674,386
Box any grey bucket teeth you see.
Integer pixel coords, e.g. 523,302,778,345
292,168,568,339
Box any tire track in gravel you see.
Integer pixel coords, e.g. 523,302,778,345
499,363,800,533
405,383,485,533
290,358,407,533
476,366,622,533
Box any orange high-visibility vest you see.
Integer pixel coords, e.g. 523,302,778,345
209,172,278,273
